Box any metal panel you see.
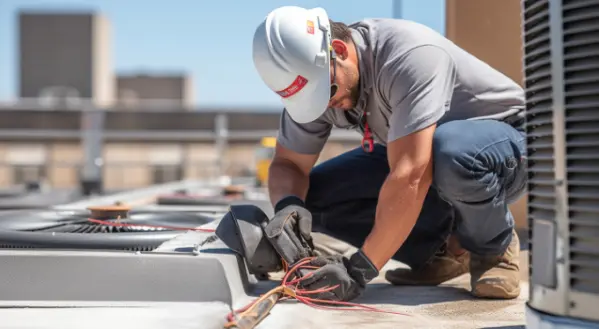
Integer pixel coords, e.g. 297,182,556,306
562,0,599,321
531,219,557,287
524,0,570,316
0,250,232,305
569,291,599,323
547,0,572,315
526,0,599,322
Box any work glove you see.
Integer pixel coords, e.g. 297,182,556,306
297,250,379,302
263,195,315,266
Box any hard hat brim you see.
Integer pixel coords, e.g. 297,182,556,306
281,64,331,124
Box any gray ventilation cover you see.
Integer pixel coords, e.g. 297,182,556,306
524,0,599,323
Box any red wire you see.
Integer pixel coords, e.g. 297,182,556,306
87,218,216,233
286,259,410,316
226,256,410,325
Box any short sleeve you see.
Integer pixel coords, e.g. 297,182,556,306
276,109,332,155
379,45,457,142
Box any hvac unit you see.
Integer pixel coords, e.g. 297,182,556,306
524,0,599,326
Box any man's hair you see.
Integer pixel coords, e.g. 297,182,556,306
329,20,352,42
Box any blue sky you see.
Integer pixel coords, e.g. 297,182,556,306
0,0,445,108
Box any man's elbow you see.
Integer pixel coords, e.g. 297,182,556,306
269,156,310,181
388,162,433,190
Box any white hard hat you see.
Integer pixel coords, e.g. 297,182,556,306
252,6,333,124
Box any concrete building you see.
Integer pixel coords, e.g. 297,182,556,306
116,73,194,110
18,10,114,107
445,0,524,85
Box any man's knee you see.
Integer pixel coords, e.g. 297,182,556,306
432,120,526,201
432,121,487,200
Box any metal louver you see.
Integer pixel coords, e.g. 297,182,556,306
523,0,555,292
563,0,599,297
525,0,599,323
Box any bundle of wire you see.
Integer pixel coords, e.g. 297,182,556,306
224,257,410,329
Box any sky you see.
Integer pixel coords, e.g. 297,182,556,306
0,0,445,109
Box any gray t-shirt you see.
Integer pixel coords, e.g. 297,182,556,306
277,18,526,155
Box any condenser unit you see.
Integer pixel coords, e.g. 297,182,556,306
523,0,599,327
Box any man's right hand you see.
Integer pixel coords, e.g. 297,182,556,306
262,195,315,266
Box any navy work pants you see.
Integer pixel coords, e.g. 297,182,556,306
304,119,527,271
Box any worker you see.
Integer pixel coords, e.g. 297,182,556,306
252,6,527,302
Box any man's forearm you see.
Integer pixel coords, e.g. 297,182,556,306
361,166,432,270
267,159,310,206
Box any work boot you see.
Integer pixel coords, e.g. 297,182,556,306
385,246,470,286
470,230,521,299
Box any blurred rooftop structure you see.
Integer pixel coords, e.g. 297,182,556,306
0,101,362,143
17,10,196,110
116,72,195,110
18,10,114,108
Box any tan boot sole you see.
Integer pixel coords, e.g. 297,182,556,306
471,282,521,299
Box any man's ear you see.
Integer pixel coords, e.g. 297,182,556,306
331,40,349,59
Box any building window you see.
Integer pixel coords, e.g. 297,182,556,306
13,165,46,185
152,165,183,184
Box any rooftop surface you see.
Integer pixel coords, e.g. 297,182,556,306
0,179,529,329
246,232,529,329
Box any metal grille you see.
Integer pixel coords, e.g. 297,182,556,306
562,0,599,295
523,0,555,280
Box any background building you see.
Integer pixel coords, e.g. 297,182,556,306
18,11,114,108
445,0,524,85
116,72,194,109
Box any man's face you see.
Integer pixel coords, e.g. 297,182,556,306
327,41,360,110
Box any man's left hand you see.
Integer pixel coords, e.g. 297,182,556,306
297,250,379,302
